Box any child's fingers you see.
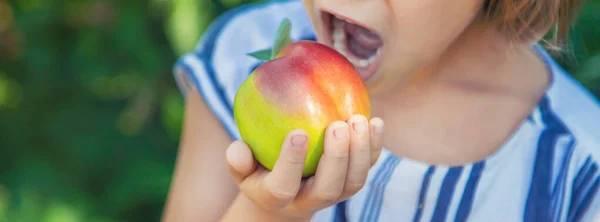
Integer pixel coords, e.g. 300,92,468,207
341,114,371,199
226,140,257,184
293,121,350,211
369,117,385,166
259,129,309,208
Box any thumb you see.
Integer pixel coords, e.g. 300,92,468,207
226,140,256,184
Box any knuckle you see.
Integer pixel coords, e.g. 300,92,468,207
354,143,371,155
330,152,349,161
265,185,297,202
283,156,306,166
360,143,372,152
315,192,340,203
352,135,371,147
345,182,366,193
243,188,277,210
328,146,349,160
256,198,277,210
350,138,369,150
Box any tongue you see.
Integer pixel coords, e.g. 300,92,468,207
344,22,383,50
348,38,377,58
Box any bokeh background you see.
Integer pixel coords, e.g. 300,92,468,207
0,0,598,221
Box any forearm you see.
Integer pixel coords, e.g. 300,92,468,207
221,194,312,222
163,91,239,221
162,150,238,221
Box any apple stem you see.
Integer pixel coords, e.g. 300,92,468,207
247,18,293,61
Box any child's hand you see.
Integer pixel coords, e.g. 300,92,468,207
225,114,384,220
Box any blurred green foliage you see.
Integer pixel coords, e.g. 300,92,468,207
0,0,598,221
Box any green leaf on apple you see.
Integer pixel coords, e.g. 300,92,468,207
247,49,272,61
247,18,293,61
271,18,292,59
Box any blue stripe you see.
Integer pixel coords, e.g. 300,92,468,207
573,157,592,190
332,200,348,222
572,176,600,222
358,155,400,222
524,96,570,222
551,138,576,222
358,156,393,221
368,157,401,222
431,166,464,222
454,161,486,222
524,128,556,222
193,6,256,114
572,163,598,209
299,34,317,41
413,166,436,222
176,61,237,139
250,62,262,74
569,161,599,222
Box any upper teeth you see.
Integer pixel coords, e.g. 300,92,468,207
332,20,345,54
331,17,379,68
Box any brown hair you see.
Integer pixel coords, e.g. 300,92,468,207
483,0,585,50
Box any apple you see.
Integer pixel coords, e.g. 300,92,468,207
233,19,371,177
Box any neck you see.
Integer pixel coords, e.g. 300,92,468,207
368,23,551,165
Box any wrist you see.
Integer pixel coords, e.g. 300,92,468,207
221,194,312,222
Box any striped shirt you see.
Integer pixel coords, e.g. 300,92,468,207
173,0,600,221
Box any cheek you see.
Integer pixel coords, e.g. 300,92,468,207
388,0,482,57
365,0,483,94
301,0,326,43
301,0,316,20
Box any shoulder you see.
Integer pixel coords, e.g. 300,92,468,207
548,72,600,157
173,0,315,139
540,44,600,219
535,45,600,156
533,45,600,221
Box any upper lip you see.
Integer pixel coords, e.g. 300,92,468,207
325,10,358,28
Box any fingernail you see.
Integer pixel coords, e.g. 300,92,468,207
373,121,384,135
333,127,347,140
226,144,239,163
291,135,307,148
353,119,366,134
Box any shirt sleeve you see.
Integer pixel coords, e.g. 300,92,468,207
172,0,316,140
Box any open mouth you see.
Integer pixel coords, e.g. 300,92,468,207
320,10,383,81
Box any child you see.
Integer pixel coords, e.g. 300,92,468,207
162,0,600,221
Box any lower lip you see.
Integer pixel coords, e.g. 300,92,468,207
353,53,381,81
318,10,382,82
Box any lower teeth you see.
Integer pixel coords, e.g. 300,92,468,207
331,17,379,68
